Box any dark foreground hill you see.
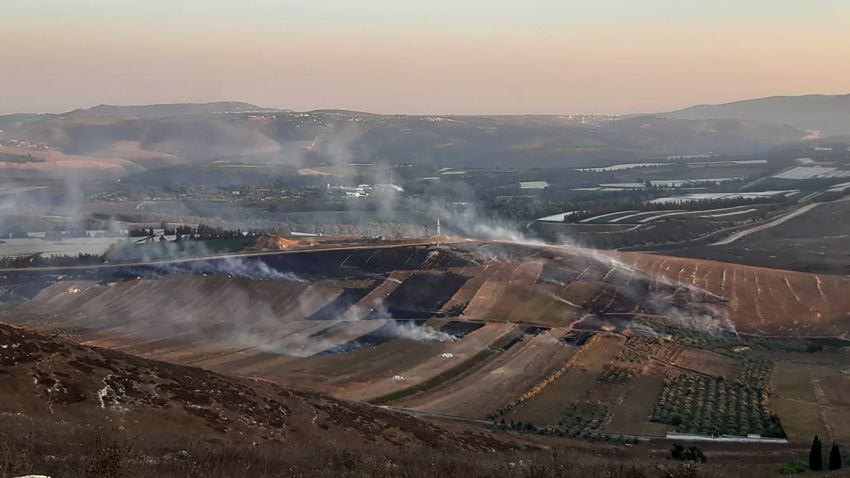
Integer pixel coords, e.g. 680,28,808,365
0,321,510,449
0,322,808,478
0,321,531,477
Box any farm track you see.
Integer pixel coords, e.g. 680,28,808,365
711,203,822,246
811,378,834,441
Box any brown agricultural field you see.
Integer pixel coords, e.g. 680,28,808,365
507,334,625,425
673,348,742,379
399,329,576,418
1,239,848,453
615,251,850,335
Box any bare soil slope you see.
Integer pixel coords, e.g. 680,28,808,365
615,251,850,336
0,321,510,451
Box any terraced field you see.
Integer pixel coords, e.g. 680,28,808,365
1,239,848,444
399,329,576,418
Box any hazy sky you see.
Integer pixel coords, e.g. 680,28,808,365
2,0,849,115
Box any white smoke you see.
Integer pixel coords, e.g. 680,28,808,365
648,292,737,336
106,239,304,281
206,279,456,358
177,255,305,282
371,303,456,343
627,321,662,338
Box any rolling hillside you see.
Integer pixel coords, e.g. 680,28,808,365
0,320,509,449
0,103,807,177
1,239,848,463
666,94,850,136
2,241,848,400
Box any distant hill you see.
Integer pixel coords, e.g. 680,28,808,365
85,101,282,119
666,94,850,136
0,102,807,177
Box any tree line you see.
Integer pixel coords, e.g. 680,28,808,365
128,224,256,240
809,436,842,471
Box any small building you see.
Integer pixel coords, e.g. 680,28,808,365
519,181,549,190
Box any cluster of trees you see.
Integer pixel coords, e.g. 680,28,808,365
189,224,249,240
634,318,815,354
809,436,842,471
489,200,578,223
557,402,609,433
736,359,773,389
128,227,158,238
597,365,636,384
487,336,600,421
493,418,638,445
0,253,103,269
669,443,706,463
272,222,429,238
128,224,253,240
615,336,662,364
650,374,786,438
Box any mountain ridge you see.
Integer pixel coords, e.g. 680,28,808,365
665,93,850,136
0,103,807,176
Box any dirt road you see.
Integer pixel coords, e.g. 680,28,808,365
711,203,821,246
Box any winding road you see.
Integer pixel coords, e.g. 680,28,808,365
711,203,822,246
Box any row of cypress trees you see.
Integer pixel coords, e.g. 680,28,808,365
810,435,842,471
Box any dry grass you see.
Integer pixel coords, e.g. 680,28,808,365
508,335,624,425
674,349,740,379
0,413,790,478
606,372,671,437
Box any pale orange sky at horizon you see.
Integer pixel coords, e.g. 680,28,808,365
2,0,849,115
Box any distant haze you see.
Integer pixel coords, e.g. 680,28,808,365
2,0,850,115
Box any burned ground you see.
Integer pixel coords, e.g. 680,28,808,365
1,239,848,467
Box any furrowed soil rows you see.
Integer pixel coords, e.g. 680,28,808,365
615,252,850,335
605,369,670,437
5,240,849,436
507,334,625,425
399,329,575,418
378,271,468,318
674,348,742,379
462,266,587,326
339,322,519,401
434,266,480,310
345,272,410,320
